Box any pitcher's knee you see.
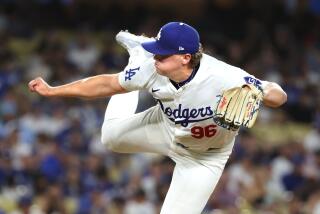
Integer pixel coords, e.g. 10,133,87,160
100,122,118,151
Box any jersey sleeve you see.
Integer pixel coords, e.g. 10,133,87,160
222,64,264,90
118,48,155,91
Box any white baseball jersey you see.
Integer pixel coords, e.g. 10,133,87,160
118,46,264,152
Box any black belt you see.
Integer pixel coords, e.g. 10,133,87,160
176,143,219,152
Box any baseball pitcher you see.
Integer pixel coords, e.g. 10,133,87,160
29,22,287,214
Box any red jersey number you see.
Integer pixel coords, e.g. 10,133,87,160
191,124,217,139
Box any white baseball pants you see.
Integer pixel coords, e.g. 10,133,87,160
101,92,234,214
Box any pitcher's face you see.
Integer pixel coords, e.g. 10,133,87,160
153,54,191,77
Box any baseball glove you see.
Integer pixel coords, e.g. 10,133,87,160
213,84,264,131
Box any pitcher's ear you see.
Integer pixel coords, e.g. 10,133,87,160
181,54,192,65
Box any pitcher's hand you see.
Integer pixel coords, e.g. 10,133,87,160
28,77,54,97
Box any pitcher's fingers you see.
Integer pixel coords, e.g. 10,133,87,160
28,80,38,91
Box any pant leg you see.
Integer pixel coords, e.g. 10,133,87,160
101,105,172,155
102,91,171,155
104,91,140,120
160,146,233,214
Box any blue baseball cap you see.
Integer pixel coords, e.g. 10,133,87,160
141,22,200,55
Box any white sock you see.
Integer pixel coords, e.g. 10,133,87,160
104,91,139,120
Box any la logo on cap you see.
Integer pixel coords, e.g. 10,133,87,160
156,30,162,41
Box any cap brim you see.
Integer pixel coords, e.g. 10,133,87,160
141,41,176,55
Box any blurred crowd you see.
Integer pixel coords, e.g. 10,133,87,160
0,0,320,213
